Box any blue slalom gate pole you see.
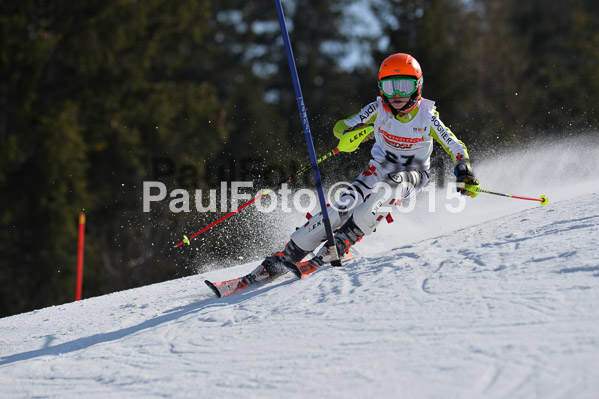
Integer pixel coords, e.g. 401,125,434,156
274,0,341,266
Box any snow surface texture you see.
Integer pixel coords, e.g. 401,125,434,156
1,137,599,398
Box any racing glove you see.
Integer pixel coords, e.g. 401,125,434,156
454,163,480,198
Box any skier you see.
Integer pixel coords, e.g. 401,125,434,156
249,52,480,281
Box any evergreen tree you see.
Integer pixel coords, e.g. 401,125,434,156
0,0,224,316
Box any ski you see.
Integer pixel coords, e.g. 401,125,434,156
285,248,358,279
204,260,316,298
205,277,252,298
204,250,357,297
284,259,321,279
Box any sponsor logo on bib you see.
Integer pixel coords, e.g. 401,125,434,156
378,127,424,150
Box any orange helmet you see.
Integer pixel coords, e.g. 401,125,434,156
378,53,423,113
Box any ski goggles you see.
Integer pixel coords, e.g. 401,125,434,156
379,77,423,98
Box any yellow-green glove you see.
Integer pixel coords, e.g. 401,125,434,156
454,164,480,198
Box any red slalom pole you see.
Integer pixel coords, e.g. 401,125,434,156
76,213,86,301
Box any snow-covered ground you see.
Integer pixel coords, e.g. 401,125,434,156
1,137,599,398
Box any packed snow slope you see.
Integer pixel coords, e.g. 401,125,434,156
1,137,599,398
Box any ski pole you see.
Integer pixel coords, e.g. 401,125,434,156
174,126,374,247
174,148,338,247
457,183,549,205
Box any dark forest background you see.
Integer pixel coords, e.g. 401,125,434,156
1,0,598,317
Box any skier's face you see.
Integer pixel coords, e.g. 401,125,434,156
388,94,410,111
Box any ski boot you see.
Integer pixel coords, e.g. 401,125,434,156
284,217,365,279
245,239,311,282
313,216,365,267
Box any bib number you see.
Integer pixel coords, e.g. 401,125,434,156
385,151,415,168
